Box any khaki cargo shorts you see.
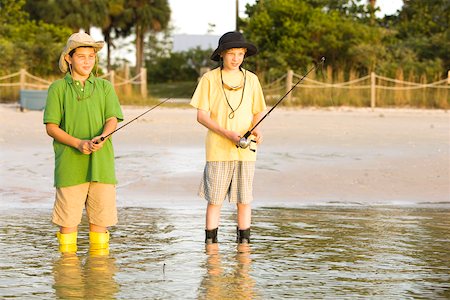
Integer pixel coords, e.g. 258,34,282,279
199,161,255,205
52,182,117,228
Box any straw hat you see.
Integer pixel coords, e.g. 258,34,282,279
59,31,105,73
210,31,257,61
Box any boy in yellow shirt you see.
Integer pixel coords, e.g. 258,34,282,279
190,31,266,244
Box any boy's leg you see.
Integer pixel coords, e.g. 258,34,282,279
60,226,78,234
85,182,117,229
206,203,222,230
86,182,117,255
89,223,109,254
205,204,221,244
53,183,90,253
237,203,251,244
200,162,233,243
90,223,107,233
234,161,254,243
53,183,90,228
237,203,251,230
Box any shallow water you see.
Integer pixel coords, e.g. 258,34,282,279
0,206,449,299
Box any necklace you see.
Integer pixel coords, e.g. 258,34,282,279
220,69,246,119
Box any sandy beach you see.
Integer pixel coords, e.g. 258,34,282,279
0,103,448,209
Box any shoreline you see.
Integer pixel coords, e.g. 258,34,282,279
0,103,449,209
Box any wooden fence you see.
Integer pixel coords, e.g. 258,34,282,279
263,70,449,109
1,68,449,108
0,66,147,100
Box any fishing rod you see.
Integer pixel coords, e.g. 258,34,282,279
238,57,325,151
95,97,171,143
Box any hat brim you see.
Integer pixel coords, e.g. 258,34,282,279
210,41,258,61
59,40,104,73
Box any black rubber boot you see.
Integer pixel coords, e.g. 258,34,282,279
205,228,218,244
237,227,251,244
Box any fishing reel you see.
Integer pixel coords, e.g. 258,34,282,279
237,132,256,152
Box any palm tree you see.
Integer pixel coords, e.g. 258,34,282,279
24,0,107,34
127,0,171,73
368,0,376,23
96,0,129,70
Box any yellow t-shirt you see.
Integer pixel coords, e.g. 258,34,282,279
190,67,266,161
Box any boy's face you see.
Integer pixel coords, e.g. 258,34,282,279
221,48,247,71
65,47,96,79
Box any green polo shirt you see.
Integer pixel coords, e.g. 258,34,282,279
44,73,123,188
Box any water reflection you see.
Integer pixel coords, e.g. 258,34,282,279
53,253,83,298
199,243,257,300
52,252,118,299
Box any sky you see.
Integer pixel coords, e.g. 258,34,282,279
93,0,404,65
169,0,404,35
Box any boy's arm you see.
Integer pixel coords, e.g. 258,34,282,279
250,112,264,144
90,117,118,151
45,123,91,154
197,109,241,144
92,117,118,143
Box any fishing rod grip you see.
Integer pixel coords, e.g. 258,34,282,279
243,131,252,139
93,136,106,145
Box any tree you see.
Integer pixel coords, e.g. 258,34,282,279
97,0,129,70
24,0,107,33
146,30,216,83
395,0,449,72
23,0,126,70
241,0,387,79
125,0,171,73
0,0,71,75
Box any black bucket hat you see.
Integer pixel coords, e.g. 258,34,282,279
210,31,258,61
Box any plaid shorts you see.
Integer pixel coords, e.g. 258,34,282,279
199,161,255,205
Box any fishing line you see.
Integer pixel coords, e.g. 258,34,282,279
238,57,326,151
95,97,171,143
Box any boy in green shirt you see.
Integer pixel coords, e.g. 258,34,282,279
44,31,123,254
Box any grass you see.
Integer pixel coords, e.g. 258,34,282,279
112,81,198,108
148,81,197,99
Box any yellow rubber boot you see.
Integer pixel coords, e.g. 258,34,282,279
89,231,110,256
56,231,77,253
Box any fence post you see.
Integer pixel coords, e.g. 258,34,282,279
140,68,147,98
19,69,26,90
370,72,376,110
286,69,293,104
110,70,115,87
124,63,132,96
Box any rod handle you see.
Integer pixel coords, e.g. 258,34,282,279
243,131,252,139
94,136,105,145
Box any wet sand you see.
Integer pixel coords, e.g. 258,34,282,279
0,103,448,208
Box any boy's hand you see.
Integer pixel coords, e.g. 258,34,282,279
90,136,105,152
225,130,241,145
251,129,263,144
77,140,92,154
